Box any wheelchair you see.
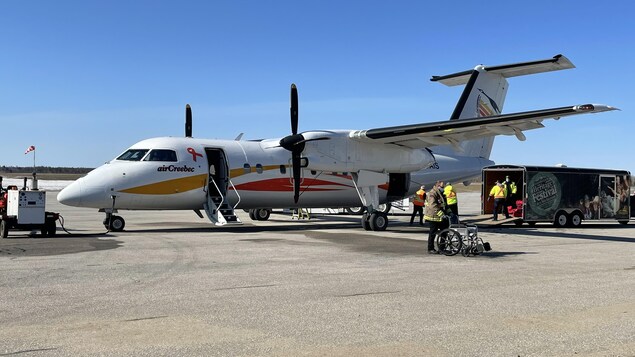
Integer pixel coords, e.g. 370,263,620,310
435,216,491,257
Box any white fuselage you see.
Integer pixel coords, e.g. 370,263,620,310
57,134,493,211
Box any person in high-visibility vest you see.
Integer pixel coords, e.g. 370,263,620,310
409,185,426,226
425,181,448,253
503,176,518,217
443,182,458,218
489,180,508,221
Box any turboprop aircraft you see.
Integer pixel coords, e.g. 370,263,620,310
57,54,617,232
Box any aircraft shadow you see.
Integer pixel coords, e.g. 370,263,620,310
0,235,123,257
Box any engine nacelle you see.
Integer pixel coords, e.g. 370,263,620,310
303,134,435,173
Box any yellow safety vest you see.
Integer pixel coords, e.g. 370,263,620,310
490,185,506,199
444,185,457,205
413,189,425,206
504,181,517,195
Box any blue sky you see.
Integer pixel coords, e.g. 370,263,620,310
1,1,633,174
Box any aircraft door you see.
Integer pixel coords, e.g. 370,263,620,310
206,148,229,199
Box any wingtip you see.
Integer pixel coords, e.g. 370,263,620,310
595,104,620,112
575,104,620,112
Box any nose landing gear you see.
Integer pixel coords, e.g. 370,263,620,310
103,213,125,232
102,195,125,232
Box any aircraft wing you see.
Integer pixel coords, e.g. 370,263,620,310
348,104,617,149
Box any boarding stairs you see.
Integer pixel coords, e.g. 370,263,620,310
203,180,242,226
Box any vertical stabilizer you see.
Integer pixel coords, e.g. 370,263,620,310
430,54,575,158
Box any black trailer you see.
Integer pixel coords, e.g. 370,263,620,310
482,165,631,227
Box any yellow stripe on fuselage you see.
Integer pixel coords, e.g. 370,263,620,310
120,174,207,195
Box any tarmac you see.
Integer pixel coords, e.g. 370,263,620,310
1,191,634,356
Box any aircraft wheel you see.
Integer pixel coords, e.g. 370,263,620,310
369,212,388,231
569,212,583,227
361,212,371,230
255,208,270,221
106,215,126,232
554,211,568,228
378,203,392,214
248,209,257,221
346,207,365,215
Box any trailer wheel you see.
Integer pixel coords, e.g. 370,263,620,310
248,209,257,221
0,219,8,238
514,220,524,226
554,211,569,228
618,220,629,225
569,212,583,227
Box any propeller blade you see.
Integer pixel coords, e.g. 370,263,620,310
290,83,298,135
292,152,302,203
185,104,192,138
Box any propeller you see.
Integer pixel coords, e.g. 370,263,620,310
185,104,192,137
279,84,303,203
279,84,331,203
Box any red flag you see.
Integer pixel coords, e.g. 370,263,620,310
24,145,35,154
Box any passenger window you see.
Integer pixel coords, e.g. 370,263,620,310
143,149,177,162
117,149,149,161
279,165,286,174
256,164,263,174
311,170,317,175
243,164,251,174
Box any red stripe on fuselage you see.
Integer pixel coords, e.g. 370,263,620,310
232,177,354,192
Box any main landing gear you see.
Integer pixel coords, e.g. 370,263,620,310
361,211,389,231
249,208,271,221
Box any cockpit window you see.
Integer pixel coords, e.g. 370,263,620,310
143,149,178,162
117,149,149,161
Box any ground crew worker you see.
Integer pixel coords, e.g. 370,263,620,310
503,176,517,216
443,182,458,218
489,180,508,220
410,185,426,226
424,181,448,253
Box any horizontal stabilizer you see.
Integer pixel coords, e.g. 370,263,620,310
431,54,574,87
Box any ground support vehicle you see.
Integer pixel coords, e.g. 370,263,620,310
1,188,58,238
482,165,631,227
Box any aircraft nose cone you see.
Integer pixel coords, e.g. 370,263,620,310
57,180,83,206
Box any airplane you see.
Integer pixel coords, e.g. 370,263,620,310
57,54,617,232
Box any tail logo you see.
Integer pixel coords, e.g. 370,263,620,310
477,89,501,117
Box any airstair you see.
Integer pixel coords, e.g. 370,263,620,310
203,179,242,226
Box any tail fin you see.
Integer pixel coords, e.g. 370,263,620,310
430,54,575,158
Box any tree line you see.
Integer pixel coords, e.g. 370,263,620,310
0,166,94,174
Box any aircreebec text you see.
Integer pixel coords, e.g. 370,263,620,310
157,165,195,173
